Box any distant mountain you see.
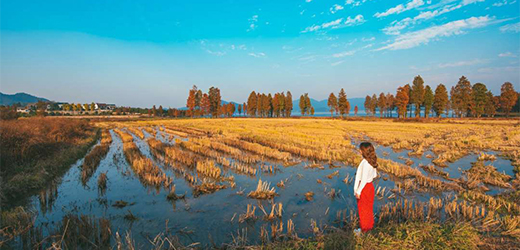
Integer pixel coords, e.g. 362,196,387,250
292,97,366,113
0,92,49,106
221,100,241,107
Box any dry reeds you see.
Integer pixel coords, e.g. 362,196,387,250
420,164,450,179
192,178,226,197
115,129,172,189
478,152,497,161
465,161,512,188
305,191,314,201
238,204,257,223
97,173,107,194
326,170,339,179
196,160,222,180
127,127,145,139
112,200,128,208
248,179,277,200
166,185,186,201
221,138,292,161
81,130,112,185
1,117,96,203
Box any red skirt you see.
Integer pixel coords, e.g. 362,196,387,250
357,182,374,232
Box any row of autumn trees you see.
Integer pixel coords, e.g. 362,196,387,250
363,75,518,118
158,77,518,119
327,88,353,117
245,91,294,117
185,85,238,117
185,86,297,118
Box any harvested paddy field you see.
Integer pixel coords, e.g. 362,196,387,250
2,118,520,249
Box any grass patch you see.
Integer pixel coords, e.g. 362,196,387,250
357,221,480,250
0,118,98,207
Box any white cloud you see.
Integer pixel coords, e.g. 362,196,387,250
206,50,226,56
493,0,517,6
247,15,259,32
331,60,345,66
462,0,485,4
345,15,365,26
376,16,494,51
306,0,312,2
499,52,517,57
330,4,344,14
477,66,519,73
438,59,486,68
383,18,414,35
362,37,375,42
301,15,365,33
332,50,356,58
346,0,360,6
248,52,266,58
298,55,317,61
500,22,520,33
346,0,371,7
323,18,343,28
374,0,425,18
331,43,372,58
381,0,484,35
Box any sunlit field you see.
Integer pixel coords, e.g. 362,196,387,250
2,117,520,249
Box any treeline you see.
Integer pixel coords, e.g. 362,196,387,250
4,76,517,121
245,91,293,117
326,88,355,117
364,76,519,118
184,87,298,118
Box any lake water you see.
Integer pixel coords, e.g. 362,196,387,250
21,127,515,247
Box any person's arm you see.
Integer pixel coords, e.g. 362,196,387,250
354,161,366,197
353,161,362,195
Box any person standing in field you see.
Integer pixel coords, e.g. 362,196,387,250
353,142,378,233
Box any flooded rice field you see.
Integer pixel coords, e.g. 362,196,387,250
21,121,517,248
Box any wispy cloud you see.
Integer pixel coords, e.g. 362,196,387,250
301,15,365,33
438,59,486,68
478,66,519,73
330,4,344,14
462,0,485,4
374,0,425,18
345,0,372,7
382,0,484,35
345,15,365,26
332,50,356,58
331,60,345,66
498,52,517,57
247,15,259,32
493,0,517,6
500,22,520,33
331,43,373,58
248,52,266,58
298,55,318,62
206,50,226,56
346,0,362,7
376,16,494,51
200,40,228,56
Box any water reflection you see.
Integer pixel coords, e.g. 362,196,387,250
24,129,515,247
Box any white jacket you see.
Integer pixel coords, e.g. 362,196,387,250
354,158,377,196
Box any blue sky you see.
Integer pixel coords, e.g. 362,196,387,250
1,0,519,108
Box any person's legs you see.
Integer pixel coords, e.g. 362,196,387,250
357,182,374,232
